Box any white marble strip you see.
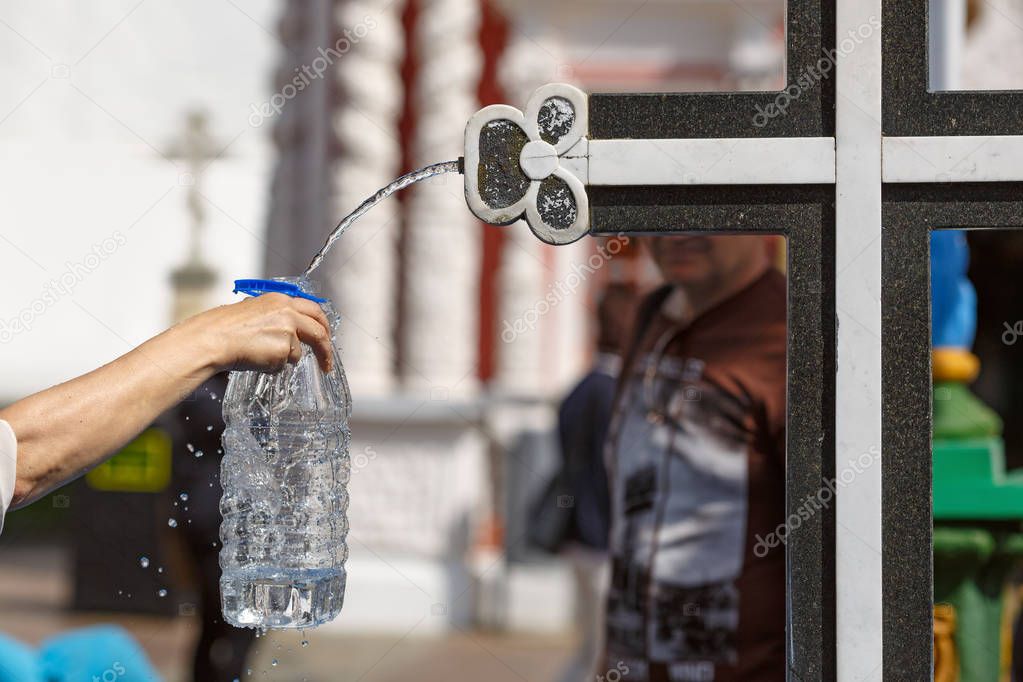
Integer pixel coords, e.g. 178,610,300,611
835,0,884,678
883,135,1023,183
586,137,836,185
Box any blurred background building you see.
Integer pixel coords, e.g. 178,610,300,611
257,0,785,640
1,0,1022,679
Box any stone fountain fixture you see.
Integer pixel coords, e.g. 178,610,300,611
463,83,590,245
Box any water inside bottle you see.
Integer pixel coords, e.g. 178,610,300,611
220,278,352,630
221,567,346,629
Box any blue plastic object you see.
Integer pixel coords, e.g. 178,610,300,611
0,625,160,682
931,231,977,349
0,632,40,681
233,278,326,303
38,625,161,682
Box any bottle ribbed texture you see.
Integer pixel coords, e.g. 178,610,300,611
219,280,351,629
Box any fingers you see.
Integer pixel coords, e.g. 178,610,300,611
286,332,303,366
227,293,334,373
292,310,334,372
289,298,334,372
292,297,331,333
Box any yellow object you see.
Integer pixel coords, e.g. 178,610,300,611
85,427,172,493
933,347,980,383
934,603,959,682
1003,586,1021,682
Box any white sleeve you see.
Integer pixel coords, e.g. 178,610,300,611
0,420,17,536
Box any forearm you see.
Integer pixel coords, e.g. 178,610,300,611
0,292,334,511
1,318,220,508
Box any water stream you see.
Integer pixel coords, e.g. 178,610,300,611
303,159,462,276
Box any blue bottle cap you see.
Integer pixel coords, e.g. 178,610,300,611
233,278,327,303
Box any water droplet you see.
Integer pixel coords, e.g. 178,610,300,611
179,492,189,502
168,518,178,528
301,639,309,647
186,443,195,453
271,659,278,667
158,589,167,598
195,450,204,458
206,425,214,431
157,567,164,574
211,393,218,400
139,556,149,568
184,415,190,421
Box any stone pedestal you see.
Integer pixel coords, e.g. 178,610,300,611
169,262,216,324
319,397,489,634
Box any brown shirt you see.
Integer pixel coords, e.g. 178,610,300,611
603,270,787,682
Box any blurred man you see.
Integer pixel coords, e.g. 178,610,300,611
531,284,638,682
602,235,786,681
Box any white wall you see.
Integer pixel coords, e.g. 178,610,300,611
0,0,280,400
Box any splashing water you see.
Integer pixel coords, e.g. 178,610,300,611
303,160,462,276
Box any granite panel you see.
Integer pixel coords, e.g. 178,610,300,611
883,0,1023,136
590,184,837,681
590,0,835,140
881,182,1023,677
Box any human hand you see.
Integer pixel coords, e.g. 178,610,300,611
185,293,335,373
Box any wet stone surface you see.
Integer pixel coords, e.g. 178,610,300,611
478,120,530,213
536,176,577,230
537,97,575,144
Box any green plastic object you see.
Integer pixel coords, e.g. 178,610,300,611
933,438,1023,520
934,527,1023,682
932,381,1023,520
933,380,1002,440
932,380,1023,681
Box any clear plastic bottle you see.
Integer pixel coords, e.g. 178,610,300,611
219,277,351,629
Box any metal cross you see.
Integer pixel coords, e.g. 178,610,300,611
461,0,1023,678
